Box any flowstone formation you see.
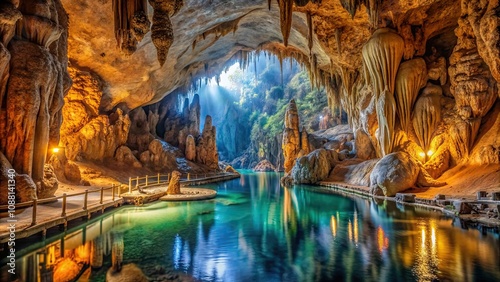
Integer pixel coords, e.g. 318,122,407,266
0,0,70,201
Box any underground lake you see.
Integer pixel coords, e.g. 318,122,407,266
2,171,499,282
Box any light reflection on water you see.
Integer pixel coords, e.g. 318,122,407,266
2,171,499,281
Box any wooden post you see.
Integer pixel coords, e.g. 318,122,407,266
167,173,170,182
83,190,88,210
146,175,148,186
100,187,104,204
112,184,115,201
157,173,160,184
31,199,37,226
188,173,190,180
136,176,139,188
61,194,67,217
128,177,131,193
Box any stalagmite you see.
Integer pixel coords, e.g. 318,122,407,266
412,83,442,152
395,58,427,132
362,28,404,100
300,126,310,155
185,135,196,161
282,99,301,173
376,89,396,157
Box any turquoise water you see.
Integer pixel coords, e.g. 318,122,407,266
3,171,500,281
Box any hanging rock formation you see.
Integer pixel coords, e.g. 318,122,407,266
412,83,443,152
395,58,428,132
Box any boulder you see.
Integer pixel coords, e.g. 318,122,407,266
369,152,420,197
354,129,376,160
290,149,338,184
64,161,82,183
115,146,142,168
38,164,58,199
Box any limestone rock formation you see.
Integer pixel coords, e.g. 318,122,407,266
448,0,498,158
369,152,420,197
412,83,443,152
196,116,219,170
0,151,37,204
38,164,58,199
140,139,177,171
290,149,338,184
185,135,196,161
115,146,142,168
253,159,276,172
282,99,310,173
166,170,181,195
127,107,154,153
354,129,376,160
395,58,427,132
330,159,379,187
0,1,70,198
63,109,130,161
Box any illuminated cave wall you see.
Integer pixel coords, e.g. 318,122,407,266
1,0,500,201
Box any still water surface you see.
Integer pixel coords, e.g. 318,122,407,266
4,171,500,281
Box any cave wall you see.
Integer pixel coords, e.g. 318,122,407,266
1,0,499,201
0,0,71,201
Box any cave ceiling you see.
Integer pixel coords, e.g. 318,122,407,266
63,0,460,111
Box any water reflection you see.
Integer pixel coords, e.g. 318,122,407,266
2,171,499,281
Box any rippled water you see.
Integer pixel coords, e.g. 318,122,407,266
3,171,500,281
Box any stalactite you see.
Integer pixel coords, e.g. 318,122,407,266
16,15,63,48
340,0,363,19
277,0,293,46
412,83,442,152
395,58,427,133
307,11,313,53
376,88,396,157
148,0,175,66
112,0,149,54
0,3,22,46
335,28,342,54
362,28,404,100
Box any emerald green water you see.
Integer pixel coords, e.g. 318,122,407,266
4,171,500,281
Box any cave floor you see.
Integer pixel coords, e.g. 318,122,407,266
321,163,500,200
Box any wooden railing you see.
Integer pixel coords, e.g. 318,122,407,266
126,172,234,193
0,184,119,227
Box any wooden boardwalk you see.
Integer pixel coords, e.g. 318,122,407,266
0,172,240,245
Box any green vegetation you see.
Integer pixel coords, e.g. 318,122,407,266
199,54,331,167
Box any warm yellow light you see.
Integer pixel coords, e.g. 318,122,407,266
418,152,425,158
426,150,433,157
52,147,60,153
